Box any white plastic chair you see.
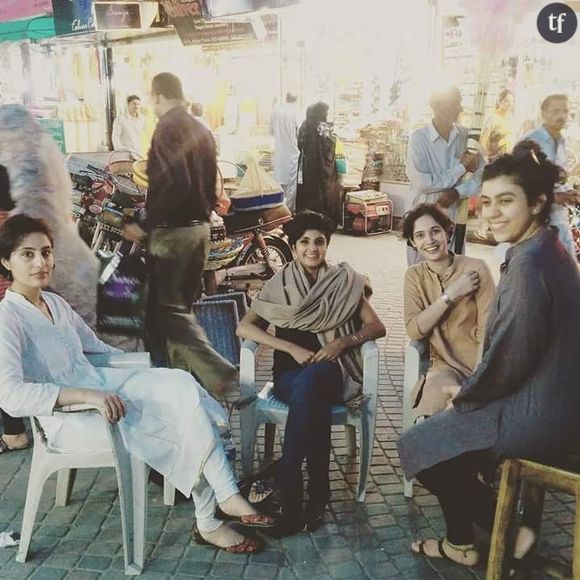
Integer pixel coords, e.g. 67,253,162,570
17,352,155,576
402,340,430,498
239,340,379,503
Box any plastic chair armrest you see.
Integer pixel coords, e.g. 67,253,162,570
53,403,103,414
86,352,151,368
361,340,379,397
240,340,259,398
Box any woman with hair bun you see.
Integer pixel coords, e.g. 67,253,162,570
398,140,580,571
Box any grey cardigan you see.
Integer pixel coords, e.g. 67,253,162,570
399,228,580,479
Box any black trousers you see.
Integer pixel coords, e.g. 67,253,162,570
1,409,25,436
415,451,497,545
273,361,343,508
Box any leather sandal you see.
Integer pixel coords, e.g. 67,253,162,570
412,538,479,568
192,526,264,554
215,507,276,528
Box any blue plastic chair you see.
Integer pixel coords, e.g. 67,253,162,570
239,339,379,502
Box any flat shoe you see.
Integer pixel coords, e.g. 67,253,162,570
413,539,479,568
508,539,538,578
215,507,276,528
0,436,29,454
192,526,264,554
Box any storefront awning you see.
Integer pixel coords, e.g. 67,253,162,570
0,16,56,42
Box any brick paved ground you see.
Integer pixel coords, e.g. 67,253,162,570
0,233,573,579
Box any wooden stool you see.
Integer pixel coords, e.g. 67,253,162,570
487,458,580,579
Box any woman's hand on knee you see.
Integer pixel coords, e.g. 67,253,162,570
288,345,315,366
310,338,346,363
86,391,127,423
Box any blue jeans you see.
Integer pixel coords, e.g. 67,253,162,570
273,361,343,506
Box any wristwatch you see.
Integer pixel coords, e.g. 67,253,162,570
441,292,452,306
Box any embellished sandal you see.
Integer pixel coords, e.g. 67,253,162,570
215,507,276,528
0,436,29,454
192,526,264,554
412,538,480,568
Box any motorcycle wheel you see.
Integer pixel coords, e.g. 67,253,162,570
237,236,293,299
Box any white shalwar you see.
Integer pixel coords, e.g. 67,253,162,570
0,290,237,529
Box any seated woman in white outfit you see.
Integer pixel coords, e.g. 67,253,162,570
0,214,274,554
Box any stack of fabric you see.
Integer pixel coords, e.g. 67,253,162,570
340,140,368,188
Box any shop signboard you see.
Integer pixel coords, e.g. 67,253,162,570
38,118,66,153
51,0,95,36
94,2,142,30
0,0,52,23
174,18,257,45
161,0,253,45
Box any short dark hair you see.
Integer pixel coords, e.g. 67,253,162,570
285,92,298,104
283,210,335,247
541,93,568,111
402,204,454,247
190,102,203,117
0,214,53,280
151,73,184,101
127,95,140,105
482,139,559,223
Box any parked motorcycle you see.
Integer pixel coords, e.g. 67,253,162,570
205,205,293,298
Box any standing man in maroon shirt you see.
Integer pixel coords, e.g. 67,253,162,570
123,73,236,397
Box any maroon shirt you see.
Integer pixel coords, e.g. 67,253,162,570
144,106,217,231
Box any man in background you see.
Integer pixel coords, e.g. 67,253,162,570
526,94,578,258
271,92,301,212
123,73,236,397
111,94,147,158
406,86,483,264
190,101,212,132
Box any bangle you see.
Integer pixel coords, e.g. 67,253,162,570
441,292,452,306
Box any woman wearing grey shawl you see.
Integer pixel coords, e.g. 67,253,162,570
238,211,385,535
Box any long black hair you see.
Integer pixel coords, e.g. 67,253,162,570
0,214,53,280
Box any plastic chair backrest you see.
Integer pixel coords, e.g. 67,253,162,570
193,299,241,366
201,291,248,320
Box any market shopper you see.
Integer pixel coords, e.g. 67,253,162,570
525,94,579,258
0,214,274,553
480,89,516,161
111,95,147,158
270,92,301,212
122,73,236,397
237,210,385,536
406,87,484,264
296,102,341,222
402,204,495,418
398,140,580,571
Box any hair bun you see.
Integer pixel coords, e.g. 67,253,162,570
512,139,547,164
512,139,561,187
